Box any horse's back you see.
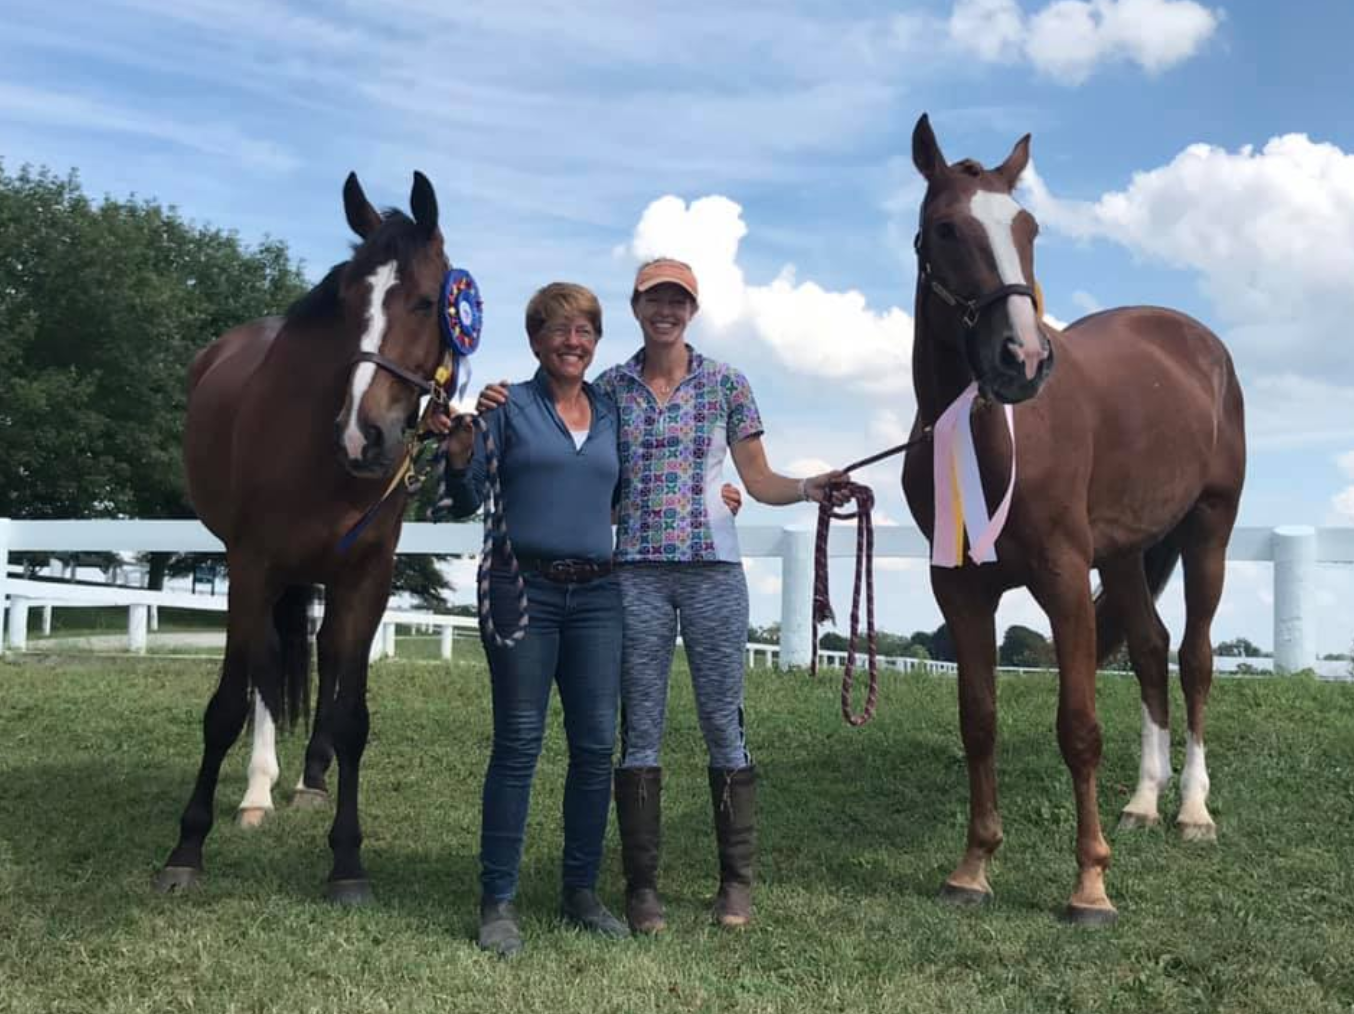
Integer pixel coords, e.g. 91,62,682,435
1041,306,1244,557
184,318,284,536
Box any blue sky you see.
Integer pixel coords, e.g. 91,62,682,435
4,0,1352,653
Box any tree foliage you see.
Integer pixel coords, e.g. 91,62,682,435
0,163,309,519
0,162,453,604
1215,637,1265,658
999,624,1056,669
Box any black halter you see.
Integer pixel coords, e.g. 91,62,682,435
913,231,1037,329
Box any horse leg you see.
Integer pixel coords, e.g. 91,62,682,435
236,692,280,829
155,561,278,890
933,575,1002,905
1175,498,1236,841
1100,554,1173,831
1032,561,1116,925
292,596,336,809
317,565,390,905
238,585,311,826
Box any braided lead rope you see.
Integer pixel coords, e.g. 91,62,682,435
428,413,528,648
473,415,529,648
809,482,880,727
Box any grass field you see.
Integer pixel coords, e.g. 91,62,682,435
1,652,1352,1014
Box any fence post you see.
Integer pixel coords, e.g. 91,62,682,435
8,598,29,652
128,605,149,654
0,518,10,654
1272,525,1317,674
780,524,814,669
384,622,397,659
42,605,52,636
440,626,453,661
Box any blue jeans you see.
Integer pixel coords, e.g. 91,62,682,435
480,569,622,901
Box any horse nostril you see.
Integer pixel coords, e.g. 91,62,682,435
1000,338,1023,372
362,424,384,456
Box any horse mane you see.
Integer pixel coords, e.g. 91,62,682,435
285,209,428,325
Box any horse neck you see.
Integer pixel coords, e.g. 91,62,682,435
912,288,974,425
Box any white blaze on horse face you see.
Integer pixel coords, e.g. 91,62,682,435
968,190,1045,380
341,260,401,460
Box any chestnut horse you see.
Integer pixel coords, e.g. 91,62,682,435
900,115,1245,924
153,172,452,903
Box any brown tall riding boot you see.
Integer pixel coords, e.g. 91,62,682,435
709,765,756,928
615,766,666,934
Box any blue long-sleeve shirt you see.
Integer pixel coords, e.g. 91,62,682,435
442,370,620,562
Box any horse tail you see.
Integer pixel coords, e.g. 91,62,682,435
1094,530,1183,668
253,584,313,733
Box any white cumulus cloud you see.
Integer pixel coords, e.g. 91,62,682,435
1020,134,1354,430
947,0,1221,85
622,195,914,393
1334,451,1354,524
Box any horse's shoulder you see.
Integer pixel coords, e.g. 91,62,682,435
189,317,282,391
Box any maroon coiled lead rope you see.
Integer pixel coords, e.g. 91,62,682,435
810,481,879,726
809,427,932,727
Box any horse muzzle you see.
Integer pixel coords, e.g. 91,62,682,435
969,327,1055,405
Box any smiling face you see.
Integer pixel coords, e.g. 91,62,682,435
523,282,603,386
913,115,1054,404
530,313,598,382
632,283,696,350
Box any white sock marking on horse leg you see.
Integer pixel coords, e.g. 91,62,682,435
969,190,1044,378
1123,703,1171,822
340,260,400,460
1177,733,1213,829
239,693,280,812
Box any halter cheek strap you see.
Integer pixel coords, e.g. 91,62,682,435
914,231,1040,328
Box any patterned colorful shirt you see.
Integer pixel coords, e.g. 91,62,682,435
595,346,763,563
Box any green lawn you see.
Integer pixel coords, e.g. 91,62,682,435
1,652,1351,1014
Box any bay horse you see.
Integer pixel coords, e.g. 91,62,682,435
153,171,453,903
900,115,1245,924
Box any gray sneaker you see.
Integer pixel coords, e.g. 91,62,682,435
478,898,523,958
560,888,630,939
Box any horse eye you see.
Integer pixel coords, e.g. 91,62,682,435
936,221,958,241
412,296,436,315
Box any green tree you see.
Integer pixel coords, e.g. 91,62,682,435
0,163,307,526
999,624,1056,669
1215,637,1265,657
0,162,454,606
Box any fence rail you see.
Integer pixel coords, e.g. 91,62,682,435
3,518,1352,673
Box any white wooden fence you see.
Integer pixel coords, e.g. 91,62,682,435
2,518,1352,674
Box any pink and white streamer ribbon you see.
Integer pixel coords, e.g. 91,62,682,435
930,381,1016,567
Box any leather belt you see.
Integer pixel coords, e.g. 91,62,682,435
514,556,614,584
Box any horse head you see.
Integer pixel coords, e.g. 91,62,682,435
333,171,451,476
912,114,1053,405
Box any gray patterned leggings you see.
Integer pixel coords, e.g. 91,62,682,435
617,562,751,770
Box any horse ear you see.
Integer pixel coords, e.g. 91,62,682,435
995,134,1032,190
343,172,381,240
410,171,439,240
912,113,948,182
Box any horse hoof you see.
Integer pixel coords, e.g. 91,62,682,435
152,866,202,894
291,787,330,810
325,879,374,906
237,807,270,830
1062,903,1118,927
938,883,993,907
1117,810,1160,832
1179,820,1217,843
